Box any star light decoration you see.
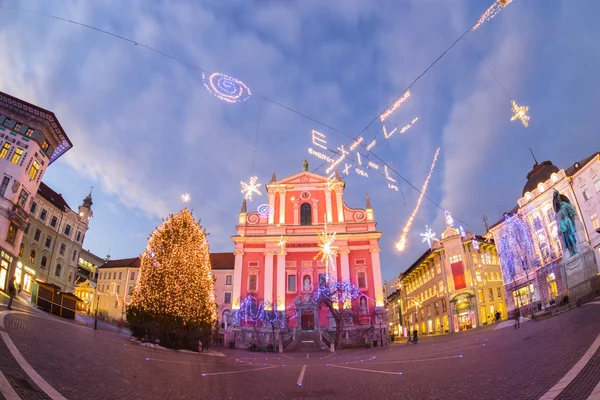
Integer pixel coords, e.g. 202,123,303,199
181,193,191,203
420,226,437,247
511,101,530,127
276,235,287,255
241,176,261,201
314,221,337,278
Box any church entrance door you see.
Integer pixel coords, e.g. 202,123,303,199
301,308,315,331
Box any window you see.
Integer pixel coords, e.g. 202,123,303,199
436,262,441,274
594,175,600,192
25,128,34,137
591,213,599,230
449,254,462,263
546,206,555,223
488,288,494,301
128,286,134,296
10,148,23,165
30,201,37,213
41,256,47,269
41,141,49,152
130,272,135,281
225,275,232,285
0,143,9,159
478,289,484,302
40,209,47,221
72,250,77,261
287,274,296,292
13,123,21,132
76,231,81,242
114,301,118,309
427,305,431,318
357,272,367,289
19,243,24,257
116,285,120,294
59,243,65,256
441,298,447,312
45,236,51,248
50,216,57,227
0,176,9,196
24,223,29,234
439,281,444,294
300,203,312,225
34,228,41,241
582,185,590,201
497,287,502,299
249,274,257,291
55,264,62,277
224,293,232,304
64,224,71,236
434,302,439,315
67,271,72,283
2,118,11,127
29,250,35,263
118,272,122,280
17,189,28,208
5,223,17,245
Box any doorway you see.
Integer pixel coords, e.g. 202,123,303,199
300,308,315,331
458,312,472,331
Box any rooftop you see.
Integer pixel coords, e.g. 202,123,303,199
210,252,235,270
37,182,71,212
522,160,559,196
99,257,141,269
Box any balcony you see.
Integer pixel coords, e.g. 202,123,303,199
8,204,28,229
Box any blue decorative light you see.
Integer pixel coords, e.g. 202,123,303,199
203,72,251,103
497,213,537,283
257,204,274,217
444,210,454,227
459,225,466,238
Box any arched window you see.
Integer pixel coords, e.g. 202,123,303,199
55,264,62,277
41,256,47,269
300,203,312,225
19,243,24,257
29,250,35,263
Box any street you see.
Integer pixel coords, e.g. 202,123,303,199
0,298,599,399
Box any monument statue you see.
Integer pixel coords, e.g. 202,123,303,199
553,190,578,256
302,159,308,172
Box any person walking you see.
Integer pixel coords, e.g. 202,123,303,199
412,329,419,344
495,311,501,323
7,276,17,310
514,308,521,329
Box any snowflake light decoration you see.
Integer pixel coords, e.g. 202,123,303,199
472,0,513,31
393,280,403,291
472,238,481,251
511,101,530,127
276,235,287,255
420,225,437,247
241,176,261,201
181,193,191,203
314,221,337,277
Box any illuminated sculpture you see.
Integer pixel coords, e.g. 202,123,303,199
553,190,578,256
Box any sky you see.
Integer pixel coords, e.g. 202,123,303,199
0,0,599,283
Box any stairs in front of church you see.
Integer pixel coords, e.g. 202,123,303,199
291,331,324,353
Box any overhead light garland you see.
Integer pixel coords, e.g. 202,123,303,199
396,148,441,252
202,72,251,103
472,0,514,31
510,100,530,127
420,225,437,247
241,176,262,201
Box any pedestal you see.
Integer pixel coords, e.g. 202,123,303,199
561,249,597,300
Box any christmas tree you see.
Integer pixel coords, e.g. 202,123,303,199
127,208,217,349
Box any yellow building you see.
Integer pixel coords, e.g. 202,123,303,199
74,279,96,314
399,224,507,336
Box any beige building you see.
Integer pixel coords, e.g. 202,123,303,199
76,249,104,284
75,279,96,314
96,257,140,322
19,183,93,293
0,91,72,293
400,225,506,336
210,252,234,329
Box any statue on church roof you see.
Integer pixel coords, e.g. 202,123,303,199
302,159,308,172
270,172,277,182
553,190,578,256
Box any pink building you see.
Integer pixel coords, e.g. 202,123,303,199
231,162,384,331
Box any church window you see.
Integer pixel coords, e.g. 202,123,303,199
300,203,312,225
357,272,367,289
248,274,257,292
287,274,296,292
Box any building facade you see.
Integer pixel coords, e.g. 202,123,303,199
0,91,72,292
74,279,96,314
19,183,93,293
77,249,104,284
96,257,140,322
490,155,599,318
210,252,235,329
231,163,385,332
399,227,506,336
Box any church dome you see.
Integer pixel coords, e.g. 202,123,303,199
522,161,559,196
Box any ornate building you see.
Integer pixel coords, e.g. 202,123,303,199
0,91,71,293
210,252,235,330
96,257,140,322
399,226,506,336
231,162,385,333
489,154,600,318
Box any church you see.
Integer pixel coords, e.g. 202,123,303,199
231,161,385,332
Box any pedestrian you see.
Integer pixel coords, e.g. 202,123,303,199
7,276,17,310
412,329,418,344
495,311,501,323
198,340,203,353
514,308,520,329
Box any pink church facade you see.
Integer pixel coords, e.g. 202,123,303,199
231,165,385,330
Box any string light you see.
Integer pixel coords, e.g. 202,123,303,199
511,100,530,127
257,204,274,217
459,225,466,238
314,220,337,278
379,91,411,122
472,0,514,31
497,213,538,282
241,176,262,201
276,235,287,255
472,238,480,251
202,72,251,103
420,225,437,246
395,148,441,252
384,117,420,140
129,209,217,326
444,210,455,227
180,193,191,203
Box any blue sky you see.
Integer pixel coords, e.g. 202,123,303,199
0,1,599,282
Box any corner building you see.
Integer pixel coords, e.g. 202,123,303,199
231,164,385,330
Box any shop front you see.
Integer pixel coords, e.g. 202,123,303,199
450,291,476,332
0,250,14,292
22,266,35,293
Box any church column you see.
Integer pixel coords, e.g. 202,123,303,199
268,189,276,225
370,247,384,307
278,190,286,225
335,189,344,222
264,251,275,308
340,248,350,282
311,199,319,224
325,189,333,223
276,251,287,310
232,250,244,309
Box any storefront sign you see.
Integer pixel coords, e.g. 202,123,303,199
24,266,36,275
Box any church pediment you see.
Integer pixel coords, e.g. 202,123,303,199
271,171,329,187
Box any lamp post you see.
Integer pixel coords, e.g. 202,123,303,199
94,292,100,330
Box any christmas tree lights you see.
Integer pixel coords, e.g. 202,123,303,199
395,148,441,252
129,208,217,327
472,0,514,31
